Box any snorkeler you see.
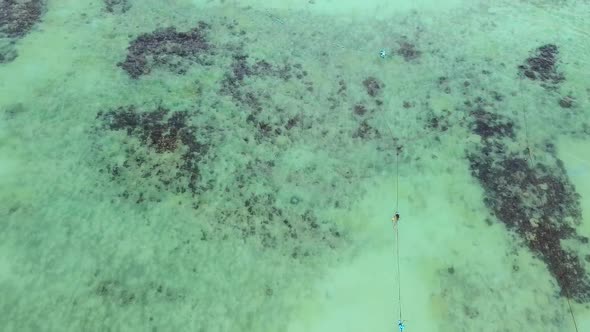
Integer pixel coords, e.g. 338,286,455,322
392,212,400,224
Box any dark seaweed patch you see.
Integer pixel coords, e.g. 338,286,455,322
0,0,44,63
425,111,451,132
220,53,305,104
470,107,515,140
337,79,347,95
466,103,590,302
103,0,131,14
96,105,211,199
558,95,574,109
219,53,308,139
518,44,564,88
362,77,383,97
94,279,186,307
397,39,421,61
118,24,212,78
95,280,137,306
353,119,381,140
229,189,344,255
353,104,367,116
0,41,17,63
2,102,25,119
216,158,348,257
0,0,44,38
285,115,300,130
438,76,451,94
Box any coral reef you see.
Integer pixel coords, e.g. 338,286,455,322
103,0,131,14
518,44,565,89
0,0,44,63
465,97,590,302
219,53,309,142
118,24,213,78
96,105,212,202
397,38,421,61
0,0,44,38
362,76,384,97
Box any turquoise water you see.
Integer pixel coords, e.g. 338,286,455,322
1,1,589,331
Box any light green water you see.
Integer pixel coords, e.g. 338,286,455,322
1,0,589,331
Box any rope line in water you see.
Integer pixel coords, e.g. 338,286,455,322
380,104,405,331
565,288,579,332
394,142,405,331
395,215,402,323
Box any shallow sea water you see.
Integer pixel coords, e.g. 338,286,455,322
1,0,589,331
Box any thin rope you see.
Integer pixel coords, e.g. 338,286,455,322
380,101,404,328
396,145,400,212
395,220,402,322
565,291,579,332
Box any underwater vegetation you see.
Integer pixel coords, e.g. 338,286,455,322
96,105,212,202
94,102,345,256
89,6,590,311
518,44,565,89
396,37,421,61
220,53,311,142
0,0,44,63
466,103,590,302
118,23,213,78
0,0,43,38
103,0,131,14
94,16,348,261
463,44,590,302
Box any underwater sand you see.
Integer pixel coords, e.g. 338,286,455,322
1,0,589,331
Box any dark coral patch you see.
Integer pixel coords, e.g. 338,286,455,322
362,77,383,97
437,76,451,94
219,53,308,140
337,79,347,95
353,104,367,116
0,0,44,63
220,53,304,103
466,104,590,302
118,24,212,78
285,115,300,130
518,44,564,87
425,111,451,132
353,119,381,140
402,101,413,109
470,107,515,140
558,95,574,109
218,157,348,257
96,106,211,198
221,185,345,256
397,39,421,61
103,0,131,14
0,42,17,63
0,0,44,38
94,278,186,307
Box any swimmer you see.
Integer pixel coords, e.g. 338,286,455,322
392,212,400,224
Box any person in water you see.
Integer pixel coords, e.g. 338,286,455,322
392,212,400,224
